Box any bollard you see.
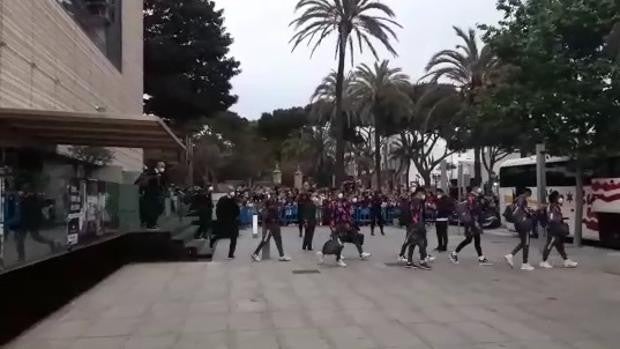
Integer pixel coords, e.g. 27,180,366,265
252,215,258,238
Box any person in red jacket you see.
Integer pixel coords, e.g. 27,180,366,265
449,187,492,266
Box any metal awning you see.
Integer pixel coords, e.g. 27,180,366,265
0,108,185,151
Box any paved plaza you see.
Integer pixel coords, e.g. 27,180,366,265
7,225,620,349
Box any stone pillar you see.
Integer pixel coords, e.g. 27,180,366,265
294,166,303,190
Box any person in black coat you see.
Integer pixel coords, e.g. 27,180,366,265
193,188,213,239
15,186,57,262
216,192,241,259
302,194,317,251
434,189,454,252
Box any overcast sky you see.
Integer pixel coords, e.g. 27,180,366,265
217,0,502,120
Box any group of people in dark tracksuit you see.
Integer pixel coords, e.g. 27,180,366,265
238,184,578,271
504,189,578,270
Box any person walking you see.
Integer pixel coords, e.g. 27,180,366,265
449,187,492,265
216,192,240,259
15,185,57,262
434,189,453,252
369,191,385,236
540,191,578,269
398,188,431,269
251,195,291,262
193,188,213,240
504,188,536,271
297,192,305,237
302,194,318,251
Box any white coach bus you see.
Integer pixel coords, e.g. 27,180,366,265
498,156,620,247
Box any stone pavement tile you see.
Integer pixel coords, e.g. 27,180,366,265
383,307,432,324
276,328,331,349
70,336,126,349
307,308,355,328
5,338,75,349
419,305,472,323
149,301,191,319
480,317,552,342
346,308,392,326
227,312,273,331
405,322,472,347
188,300,230,315
322,325,378,349
182,314,228,333
363,322,430,348
124,334,178,349
26,318,91,339
133,315,185,336
99,304,150,319
174,331,229,349
570,338,616,349
452,321,510,344
82,317,141,337
519,340,579,349
232,329,279,349
270,310,312,329
232,298,268,313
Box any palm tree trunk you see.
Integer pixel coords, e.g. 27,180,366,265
374,126,381,190
405,162,410,191
474,146,482,186
334,32,347,187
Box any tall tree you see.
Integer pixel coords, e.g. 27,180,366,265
484,0,620,245
405,84,467,185
144,0,240,127
351,60,411,189
422,26,497,185
290,0,401,185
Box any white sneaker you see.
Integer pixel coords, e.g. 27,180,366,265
279,255,292,262
539,261,553,269
426,255,436,263
504,254,514,268
360,252,371,260
563,259,578,268
337,259,347,267
398,255,408,263
251,254,261,262
520,263,535,271
316,251,324,265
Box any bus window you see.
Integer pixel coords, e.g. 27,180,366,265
499,164,536,188
546,162,575,187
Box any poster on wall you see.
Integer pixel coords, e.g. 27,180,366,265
0,177,5,266
66,178,84,246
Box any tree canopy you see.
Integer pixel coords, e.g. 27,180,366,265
144,0,240,126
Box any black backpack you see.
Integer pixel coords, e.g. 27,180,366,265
455,201,473,224
503,204,515,223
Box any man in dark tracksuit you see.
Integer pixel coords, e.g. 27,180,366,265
252,196,291,262
302,195,317,251
297,193,305,237
398,188,431,269
434,189,453,252
216,193,240,259
505,188,535,270
450,187,491,265
369,192,385,236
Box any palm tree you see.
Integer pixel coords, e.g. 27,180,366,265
422,26,497,185
310,71,357,127
351,60,411,189
389,131,413,189
290,0,401,185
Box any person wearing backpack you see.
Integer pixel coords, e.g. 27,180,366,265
540,191,578,269
504,188,536,271
449,187,491,265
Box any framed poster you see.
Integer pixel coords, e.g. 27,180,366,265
66,179,83,246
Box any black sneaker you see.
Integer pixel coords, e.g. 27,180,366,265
418,261,432,270
405,262,418,269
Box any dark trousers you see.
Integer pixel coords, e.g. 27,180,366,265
254,224,285,257
455,223,483,257
512,221,532,263
339,228,364,255
16,228,55,262
302,222,315,250
370,211,384,235
144,195,163,228
542,231,567,261
323,235,345,261
435,220,448,251
401,224,427,262
298,220,304,237
194,216,212,239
